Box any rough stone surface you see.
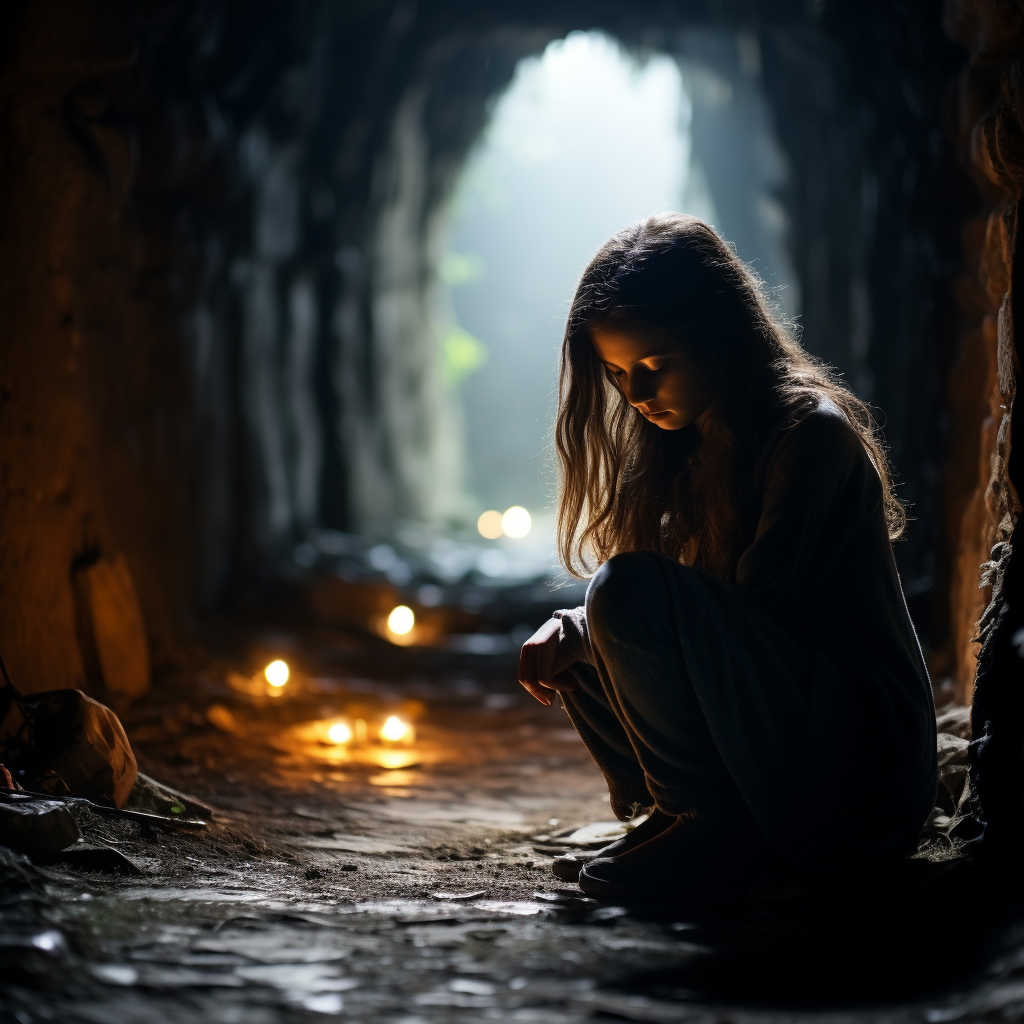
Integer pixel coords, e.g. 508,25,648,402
943,1,1024,849
0,798,81,859
76,554,151,698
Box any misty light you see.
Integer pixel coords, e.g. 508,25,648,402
500,506,532,539
444,32,704,520
477,509,504,539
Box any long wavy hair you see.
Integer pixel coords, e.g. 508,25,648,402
555,213,904,579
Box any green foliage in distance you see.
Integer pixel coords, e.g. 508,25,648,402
441,325,488,385
439,251,485,286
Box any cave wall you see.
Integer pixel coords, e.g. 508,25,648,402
942,0,1024,851
0,4,209,695
0,1,531,694
0,0,993,703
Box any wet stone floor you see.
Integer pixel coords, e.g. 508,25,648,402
1,638,1023,1024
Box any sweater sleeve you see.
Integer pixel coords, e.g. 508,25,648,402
551,605,593,667
735,404,877,620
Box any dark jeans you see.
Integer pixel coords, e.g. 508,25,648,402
561,552,934,867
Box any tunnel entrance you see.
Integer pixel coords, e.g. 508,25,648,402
441,30,703,525
438,29,798,563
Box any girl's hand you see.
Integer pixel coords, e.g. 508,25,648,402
518,618,578,706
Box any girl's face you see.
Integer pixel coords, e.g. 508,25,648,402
590,324,714,431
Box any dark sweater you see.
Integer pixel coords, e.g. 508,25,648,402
556,400,937,819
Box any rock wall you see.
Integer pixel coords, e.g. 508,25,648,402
943,0,1024,850
0,1,527,694
0,4,210,695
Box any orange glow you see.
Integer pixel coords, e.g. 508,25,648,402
379,715,414,744
386,605,415,636
373,749,420,769
327,721,352,744
264,660,289,687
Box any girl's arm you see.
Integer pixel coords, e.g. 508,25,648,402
517,615,582,705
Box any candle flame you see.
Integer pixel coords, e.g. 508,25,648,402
387,605,415,635
380,715,411,743
264,660,290,687
327,721,352,744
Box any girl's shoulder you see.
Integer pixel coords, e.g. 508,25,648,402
761,395,866,481
791,395,860,444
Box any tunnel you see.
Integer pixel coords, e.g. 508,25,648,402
1,0,1024,1019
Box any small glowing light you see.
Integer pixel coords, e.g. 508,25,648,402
501,505,532,538
31,931,62,952
477,509,504,539
264,660,290,687
380,715,413,743
374,749,419,769
387,605,415,635
327,721,352,744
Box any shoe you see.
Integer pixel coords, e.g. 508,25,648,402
578,814,782,903
551,809,675,882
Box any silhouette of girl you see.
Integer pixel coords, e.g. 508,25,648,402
518,214,937,901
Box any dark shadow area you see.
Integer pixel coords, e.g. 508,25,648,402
602,864,1010,1011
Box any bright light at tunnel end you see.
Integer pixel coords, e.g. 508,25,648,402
387,605,415,635
264,659,290,687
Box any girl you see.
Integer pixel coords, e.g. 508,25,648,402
518,214,937,902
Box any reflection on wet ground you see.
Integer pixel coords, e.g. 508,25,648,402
0,633,1020,1023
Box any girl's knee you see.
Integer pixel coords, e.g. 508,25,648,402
586,552,665,633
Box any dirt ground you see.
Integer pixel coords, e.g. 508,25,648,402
1,633,1023,1024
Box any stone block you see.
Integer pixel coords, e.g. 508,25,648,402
76,554,150,698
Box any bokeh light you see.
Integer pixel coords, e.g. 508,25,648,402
327,721,352,744
477,509,504,539
264,660,290,687
380,715,414,743
501,505,532,538
387,605,415,635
